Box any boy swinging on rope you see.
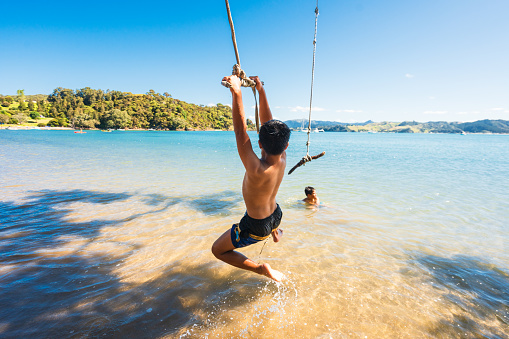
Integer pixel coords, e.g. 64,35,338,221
212,75,290,282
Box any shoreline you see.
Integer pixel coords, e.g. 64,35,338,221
0,126,73,130
1,125,508,135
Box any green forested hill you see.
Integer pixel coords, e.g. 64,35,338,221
0,88,240,130
453,120,509,134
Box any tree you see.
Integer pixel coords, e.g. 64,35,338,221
16,90,27,111
13,113,28,124
0,114,9,124
48,119,60,127
48,117,68,127
27,100,35,111
49,106,58,118
47,87,74,103
18,101,27,111
101,109,131,129
17,89,25,102
168,115,187,130
37,100,46,113
73,108,97,129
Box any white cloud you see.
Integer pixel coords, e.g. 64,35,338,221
405,73,414,78
457,111,480,115
206,103,216,107
429,96,436,100
491,107,504,111
289,106,325,112
336,109,363,113
289,106,307,112
423,110,447,115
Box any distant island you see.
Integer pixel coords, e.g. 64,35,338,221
285,119,509,134
1,88,507,133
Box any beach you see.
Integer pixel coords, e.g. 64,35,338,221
0,130,507,338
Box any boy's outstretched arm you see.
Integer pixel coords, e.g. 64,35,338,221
223,75,259,172
250,76,273,124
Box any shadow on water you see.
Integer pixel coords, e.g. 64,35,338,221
410,254,509,338
0,190,133,263
187,190,243,216
0,189,258,338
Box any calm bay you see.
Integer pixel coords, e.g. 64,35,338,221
0,130,508,338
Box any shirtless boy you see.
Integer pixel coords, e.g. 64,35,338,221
303,186,320,206
211,75,291,282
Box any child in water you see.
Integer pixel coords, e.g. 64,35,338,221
303,186,320,206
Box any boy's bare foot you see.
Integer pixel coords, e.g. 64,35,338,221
271,228,283,243
258,263,285,282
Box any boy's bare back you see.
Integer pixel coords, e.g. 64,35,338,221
242,152,286,219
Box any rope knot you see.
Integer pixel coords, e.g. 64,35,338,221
232,64,256,88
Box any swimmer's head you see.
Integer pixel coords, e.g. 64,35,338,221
259,119,291,155
305,186,316,197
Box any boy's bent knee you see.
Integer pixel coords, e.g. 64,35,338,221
211,239,228,258
211,242,221,258
212,231,236,258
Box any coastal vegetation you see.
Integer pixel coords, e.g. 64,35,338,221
0,88,239,130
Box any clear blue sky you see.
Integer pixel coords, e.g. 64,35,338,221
2,0,508,122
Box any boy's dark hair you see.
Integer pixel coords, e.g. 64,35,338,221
259,119,291,155
305,186,315,196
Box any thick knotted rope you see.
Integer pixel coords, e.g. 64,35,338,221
221,0,260,133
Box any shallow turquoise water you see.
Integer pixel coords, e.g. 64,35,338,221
1,130,508,338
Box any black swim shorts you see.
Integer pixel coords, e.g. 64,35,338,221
230,204,282,248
